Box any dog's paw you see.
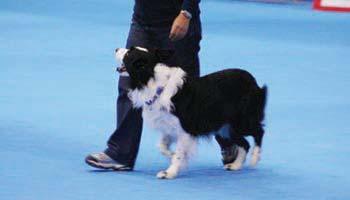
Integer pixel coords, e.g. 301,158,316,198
250,146,261,167
156,170,177,179
224,146,246,171
224,162,243,171
250,157,259,167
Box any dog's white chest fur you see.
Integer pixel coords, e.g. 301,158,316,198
128,64,187,136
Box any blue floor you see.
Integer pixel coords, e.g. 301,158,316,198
1,1,350,199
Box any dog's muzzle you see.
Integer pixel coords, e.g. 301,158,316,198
115,48,129,75
115,48,128,61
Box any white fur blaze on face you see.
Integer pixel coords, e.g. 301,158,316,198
115,48,128,62
250,146,261,167
224,147,247,171
135,46,148,52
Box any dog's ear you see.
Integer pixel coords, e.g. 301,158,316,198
155,49,174,62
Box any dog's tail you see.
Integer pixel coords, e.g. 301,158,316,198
256,85,267,123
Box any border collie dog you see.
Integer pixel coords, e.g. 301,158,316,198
115,47,267,179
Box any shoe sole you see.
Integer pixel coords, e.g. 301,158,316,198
85,159,132,171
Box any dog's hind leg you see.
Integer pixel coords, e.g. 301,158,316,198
250,86,267,167
157,132,196,179
158,134,175,158
215,131,239,165
224,136,249,171
250,126,264,167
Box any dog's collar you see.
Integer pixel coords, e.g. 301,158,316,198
145,86,164,106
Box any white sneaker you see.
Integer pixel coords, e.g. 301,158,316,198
85,152,132,171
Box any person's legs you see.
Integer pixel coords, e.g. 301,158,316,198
105,22,157,167
87,21,153,169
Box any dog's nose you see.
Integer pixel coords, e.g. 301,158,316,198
115,48,120,53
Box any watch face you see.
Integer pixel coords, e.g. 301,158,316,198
181,10,192,19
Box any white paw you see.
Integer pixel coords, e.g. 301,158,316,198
224,147,247,171
224,162,243,171
224,146,247,171
250,146,261,167
156,170,177,179
250,154,260,167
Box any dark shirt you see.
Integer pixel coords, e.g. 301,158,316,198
133,0,200,27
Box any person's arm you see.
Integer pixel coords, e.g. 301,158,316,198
169,0,200,41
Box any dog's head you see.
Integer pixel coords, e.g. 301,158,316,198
115,47,174,89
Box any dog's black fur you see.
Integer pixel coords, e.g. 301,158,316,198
123,46,267,153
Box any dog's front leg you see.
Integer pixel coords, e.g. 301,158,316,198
157,133,196,179
158,134,175,158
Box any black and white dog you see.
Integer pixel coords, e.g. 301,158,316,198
115,47,267,179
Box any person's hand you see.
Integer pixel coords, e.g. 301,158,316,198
169,13,190,41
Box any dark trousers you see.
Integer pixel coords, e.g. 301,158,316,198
105,19,202,167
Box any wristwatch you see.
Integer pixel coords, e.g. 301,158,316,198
180,10,192,20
